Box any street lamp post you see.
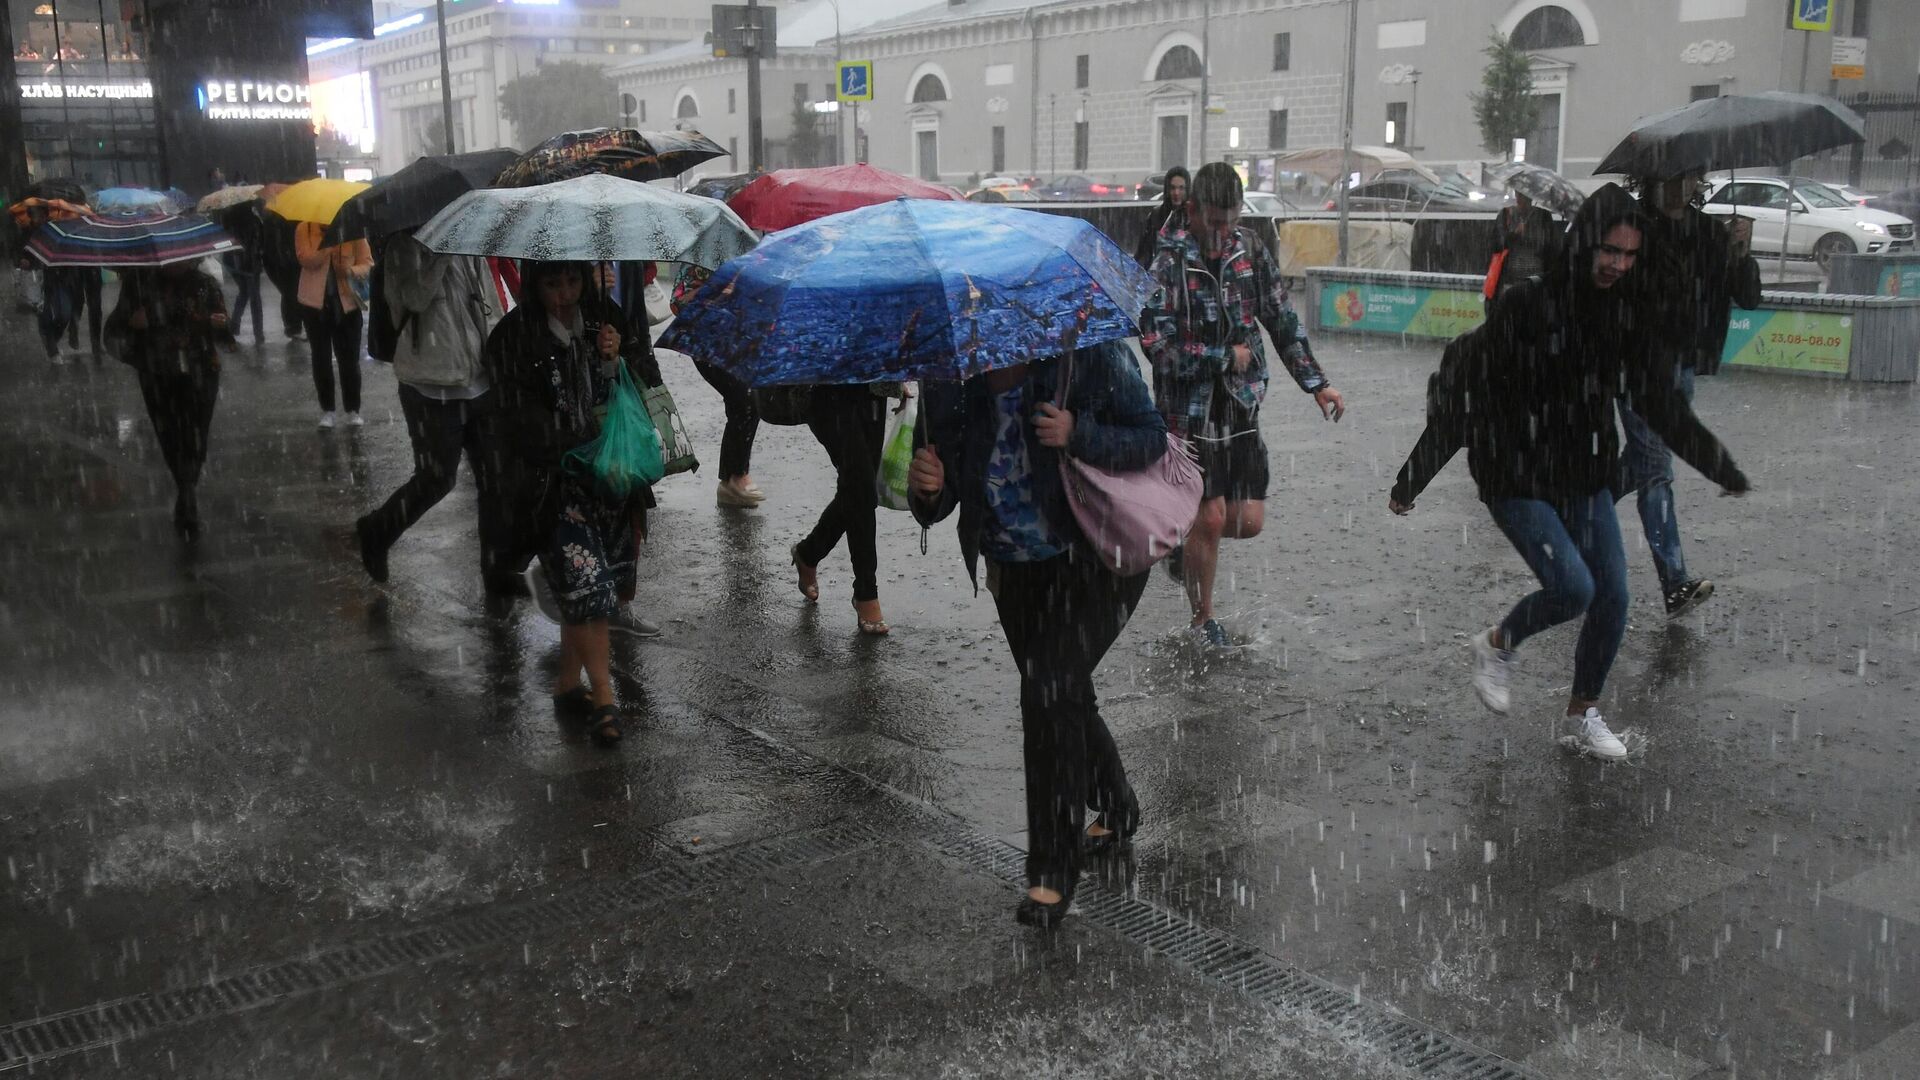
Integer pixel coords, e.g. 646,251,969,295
1337,0,1358,266
744,0,765,171
435,0,455,154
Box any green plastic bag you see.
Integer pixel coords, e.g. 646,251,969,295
875,387,918,512
565,361,665,499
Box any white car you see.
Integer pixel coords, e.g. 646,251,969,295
1702,176,1913,269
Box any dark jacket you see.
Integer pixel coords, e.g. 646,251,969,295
912,340,1168,588
1133,202,1184,267
482,275,662,558
1493,204,1563,287
103,269,234,376
1636,204,1762,375
1391,184,1749,509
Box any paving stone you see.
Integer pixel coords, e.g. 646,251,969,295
1717,568,1822,594
1821,1020,1920,1080
1522,1020,1714,1079
1828,854,1920,926
1724,664,1856,703
1548,847,1748,924
1149,790,1321,852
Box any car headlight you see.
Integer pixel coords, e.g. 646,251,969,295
1856,221,1888,235
1467,191,1487,201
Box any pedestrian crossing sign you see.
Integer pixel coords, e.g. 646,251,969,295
1791,0,1832,32
837,61,873,103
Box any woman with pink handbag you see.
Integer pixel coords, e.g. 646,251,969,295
909,339,1172,929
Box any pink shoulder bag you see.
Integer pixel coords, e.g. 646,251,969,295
1054,351,1204,576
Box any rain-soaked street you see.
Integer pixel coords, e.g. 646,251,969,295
4,279,1918,1079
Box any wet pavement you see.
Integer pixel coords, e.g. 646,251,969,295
2,281,1917,1079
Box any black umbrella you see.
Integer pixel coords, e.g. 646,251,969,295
323,148,521,245
1485,162,1584,217
25,177,88,204
684,170,764,202
1595,91,1866,178
494,127,728,188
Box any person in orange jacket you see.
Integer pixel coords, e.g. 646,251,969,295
294,221,374,428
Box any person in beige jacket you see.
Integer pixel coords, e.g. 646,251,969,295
294,221,374,428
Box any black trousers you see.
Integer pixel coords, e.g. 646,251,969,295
72,270,102,350
301,305,363,413
263,264,302,336
137,364,221,495
361,386,514,583
796,385,884,602
989,551,1148,892
693,358,757,480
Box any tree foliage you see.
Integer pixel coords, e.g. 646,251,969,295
1471,33,1536,158
498,62,618,146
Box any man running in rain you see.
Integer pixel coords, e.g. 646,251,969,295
1140,161,1345,648
1389,185,1750,759
1625,168,1761,617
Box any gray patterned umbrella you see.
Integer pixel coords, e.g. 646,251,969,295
413,173,756,268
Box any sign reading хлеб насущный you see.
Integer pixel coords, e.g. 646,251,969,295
1318,280,1855,376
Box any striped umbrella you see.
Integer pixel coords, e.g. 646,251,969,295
26,212,237,268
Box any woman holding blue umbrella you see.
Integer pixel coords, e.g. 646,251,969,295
663,199,1171,926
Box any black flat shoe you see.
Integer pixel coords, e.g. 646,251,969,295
588,703,624,746
1015,880,1076,928
1084,785,1141,854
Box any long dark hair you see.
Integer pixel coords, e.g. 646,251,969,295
1161,165,1191,207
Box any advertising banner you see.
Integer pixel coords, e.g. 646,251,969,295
1720,309,1852,374
1320,281,1485,339
1877,263,1920,297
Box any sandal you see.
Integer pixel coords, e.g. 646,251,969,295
552,686,592,715
853,598,890,636
587,703,623,746
791,545,819,603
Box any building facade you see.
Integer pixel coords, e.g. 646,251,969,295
4,0,374,198
830,0,1918,190
307,0,712,177
608,40,840,176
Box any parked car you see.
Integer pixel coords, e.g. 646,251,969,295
1867,186,1920,222
1034,174,1134,200
1702,176,1914,269
1330,177,1488,214
1244,190,1314,217
966,186,1042,203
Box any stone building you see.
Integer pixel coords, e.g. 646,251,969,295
837,0,1918,189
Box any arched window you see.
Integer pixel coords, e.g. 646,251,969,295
911,74,948,103
675,94,698,118
1509,5,1585,48
1154,44,1204,81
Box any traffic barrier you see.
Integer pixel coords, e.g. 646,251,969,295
1305,266,1920,382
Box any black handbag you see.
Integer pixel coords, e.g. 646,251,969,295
753,384,814,426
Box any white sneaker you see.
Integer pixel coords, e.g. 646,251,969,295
1470,627,1512,714
1565,707,1628,760
317,411,337,430
345,411,365,428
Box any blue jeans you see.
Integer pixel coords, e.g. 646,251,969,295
1619,364,1695,594
230,271,265,341
1489,490,1629,702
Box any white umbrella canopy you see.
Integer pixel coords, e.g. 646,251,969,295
414,173,756,268
1272,146,1441,185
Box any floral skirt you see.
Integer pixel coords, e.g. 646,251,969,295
539,475,637,625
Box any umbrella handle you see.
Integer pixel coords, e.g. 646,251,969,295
920,527,929,557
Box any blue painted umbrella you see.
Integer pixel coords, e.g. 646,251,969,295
657,199,1157,386
26,212,237,268
92,186,189,217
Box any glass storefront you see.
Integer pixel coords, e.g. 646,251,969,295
11,0,163,187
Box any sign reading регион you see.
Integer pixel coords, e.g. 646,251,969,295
1721,309,1852,374
1320,281,1486,339
199,79,312,121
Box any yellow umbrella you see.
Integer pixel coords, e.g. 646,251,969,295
266,178,370,225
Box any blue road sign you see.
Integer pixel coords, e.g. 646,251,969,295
837,61,873,103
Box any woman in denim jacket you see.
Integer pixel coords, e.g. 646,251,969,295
910,339,1167,927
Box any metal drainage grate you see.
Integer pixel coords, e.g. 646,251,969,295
910,811,1540,1080
0,820,880,1072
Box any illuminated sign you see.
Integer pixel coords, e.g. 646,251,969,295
311,71,377,153
19,79,154,100
199,79,313,121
